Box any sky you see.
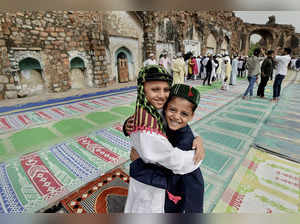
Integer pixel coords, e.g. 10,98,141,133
234,11,300,43
234,11,300,33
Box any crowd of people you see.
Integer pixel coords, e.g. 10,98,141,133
143,47,299,102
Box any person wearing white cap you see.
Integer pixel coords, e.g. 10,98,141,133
172,52,186,84
143,53,157,66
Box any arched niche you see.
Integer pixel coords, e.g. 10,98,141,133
18,57,45,96
115,47,133,83
69,57,87,89
220,36,230,55
206,33,217,55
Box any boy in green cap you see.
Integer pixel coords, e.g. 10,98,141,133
130,84,204,213
124,65,203,213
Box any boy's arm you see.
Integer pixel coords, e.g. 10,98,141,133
131,131,202,175
191,130,205,164
122,115,134,137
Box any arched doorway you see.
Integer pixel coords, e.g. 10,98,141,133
249,29,273,52
18,57,45,96
115,48,131,83
206,33,217,55
70,57,86,89
220,36,230,55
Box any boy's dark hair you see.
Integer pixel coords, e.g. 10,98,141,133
284,48,292,55
253,48,261,56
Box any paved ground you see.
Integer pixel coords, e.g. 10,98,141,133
0,72,299,214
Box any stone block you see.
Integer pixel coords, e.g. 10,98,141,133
53,87,61,92
5,91,18,99
6,84,17,90
0,75,9,83
40,32,48,37
0,84,4,91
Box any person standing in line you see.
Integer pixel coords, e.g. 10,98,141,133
201,56,208,80
203,55,213,86
192,56,198,80
160,53,171,74
295,57,300,72
196,56,202,80
172,52,186,84
216,55,223,81
257,50,274,98
242,48,262,100
230,55,238,85
237,57,244,77
210,56,218,83
272,47,292,102
221,59,231,91
144,53,157,66
187,56,195,80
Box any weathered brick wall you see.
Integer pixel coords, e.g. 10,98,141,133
0,11,108,99
0,10,299,101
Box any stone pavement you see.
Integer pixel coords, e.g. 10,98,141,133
0,72,299,213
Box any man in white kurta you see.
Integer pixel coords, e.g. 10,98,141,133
143,53,157,66
172,53,186,84
230,56,238,85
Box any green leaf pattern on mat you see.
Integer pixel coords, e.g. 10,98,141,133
255,195,294,213
262,178,299,194
268,163,300,176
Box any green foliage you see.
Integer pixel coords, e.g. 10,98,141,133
248,42,260,56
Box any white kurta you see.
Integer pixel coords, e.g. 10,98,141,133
124,131,202,213
230,58,238,85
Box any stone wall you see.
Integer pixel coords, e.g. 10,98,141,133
0,10,299,101
0,11,108,100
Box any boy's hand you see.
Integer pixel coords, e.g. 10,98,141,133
125,116,135,133
192,136,205,164
130,147,140,161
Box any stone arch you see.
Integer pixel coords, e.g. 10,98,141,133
68,51,93,87
69,56,88,89
114,46,133,83
220,36,230,55
249,28,274,50
286,35,299,49
206,33,217,55
18,57,45,97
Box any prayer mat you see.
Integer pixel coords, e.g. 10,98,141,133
255,83,300,163
213,148,300,213
60,168,129,213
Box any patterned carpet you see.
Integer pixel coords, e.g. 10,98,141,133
213,148,300,213
190,71,298,212
0,78,248,213
1,72,298,214
255,74,300,163
61,168,129,213
191,87,275,212
0,91,137,134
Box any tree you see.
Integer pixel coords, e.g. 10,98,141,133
248,42,260,56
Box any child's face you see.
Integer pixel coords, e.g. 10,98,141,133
144,81,170,109
165,97,194,131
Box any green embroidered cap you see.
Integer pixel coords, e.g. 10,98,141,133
170,84,200,107
137,64,173,86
